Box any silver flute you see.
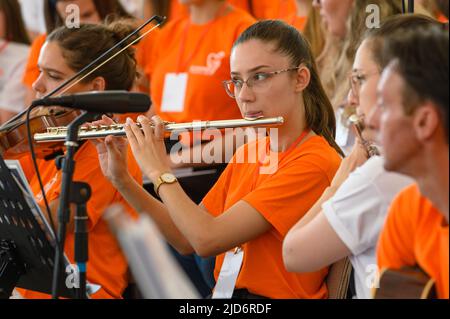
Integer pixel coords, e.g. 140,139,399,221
34,117,285,143
349,114,380,157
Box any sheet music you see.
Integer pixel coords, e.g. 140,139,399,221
5,160,56,244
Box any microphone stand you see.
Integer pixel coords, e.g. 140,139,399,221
51,111,99,299
71,181,91,299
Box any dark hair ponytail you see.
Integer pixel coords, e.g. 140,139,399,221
234,20,344,157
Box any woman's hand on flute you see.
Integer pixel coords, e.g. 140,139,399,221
125,115,172,184
91,115,132,187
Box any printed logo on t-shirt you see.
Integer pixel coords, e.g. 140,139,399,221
190,51,226,76
36,175,58,203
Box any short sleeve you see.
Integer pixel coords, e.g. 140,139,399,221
202,162,234,217
136,26,160,83
22,34,46,88
243,161,331,237
322,157,388,255
377,187,417,270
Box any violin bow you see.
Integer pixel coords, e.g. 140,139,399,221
0,15,166,131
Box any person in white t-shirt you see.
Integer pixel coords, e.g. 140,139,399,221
282,15,439,299
0,0,30,123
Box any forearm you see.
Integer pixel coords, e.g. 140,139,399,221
283,186,351,272
114,175,194,254
158,182,217,257
283,186,337,270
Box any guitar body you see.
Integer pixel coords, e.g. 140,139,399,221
374,267,437,299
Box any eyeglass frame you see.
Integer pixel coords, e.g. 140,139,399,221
222,67,301,99
348,69,380,100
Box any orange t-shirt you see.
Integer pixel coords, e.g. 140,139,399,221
147,6,255,124
169,0,189,21
202,135,342,299
22,34,46,88
377,184,449,299
134,24,161,90
228,0,297,20
15,153,38,181
283,14,308,32
16,141,142,299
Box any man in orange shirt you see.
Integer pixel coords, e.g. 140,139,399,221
367,25,449,298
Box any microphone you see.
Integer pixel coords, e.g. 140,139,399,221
31,91,151,114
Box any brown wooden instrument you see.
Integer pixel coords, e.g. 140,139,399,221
0,107,80,159
373,267,437,299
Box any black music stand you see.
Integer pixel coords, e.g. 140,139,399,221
0,155,76,299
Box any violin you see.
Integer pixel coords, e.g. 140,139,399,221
0,107,80,159
0,15,165,160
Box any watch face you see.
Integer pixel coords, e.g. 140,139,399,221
161,173,176,183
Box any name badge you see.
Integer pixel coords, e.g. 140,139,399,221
161,73,188,112
212,247,244,299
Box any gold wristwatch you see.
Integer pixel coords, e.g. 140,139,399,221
154,172,178,196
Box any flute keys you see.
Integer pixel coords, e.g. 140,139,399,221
109,124,122,130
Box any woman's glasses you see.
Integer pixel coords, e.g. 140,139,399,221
223,67,300,99
348,70,379,101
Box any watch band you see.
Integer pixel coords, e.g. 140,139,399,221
154,173,177,197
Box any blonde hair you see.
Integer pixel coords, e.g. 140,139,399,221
318,0,402,113
414,0,441,18
303,4,326,58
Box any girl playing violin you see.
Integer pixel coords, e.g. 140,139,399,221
15,20,143,299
